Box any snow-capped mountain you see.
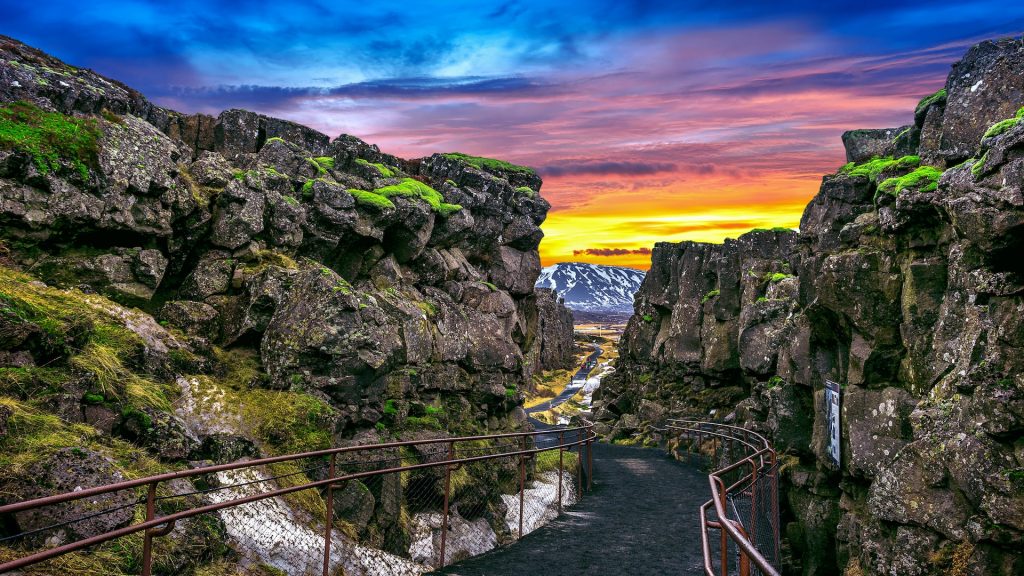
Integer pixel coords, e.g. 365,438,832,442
535,262,645,316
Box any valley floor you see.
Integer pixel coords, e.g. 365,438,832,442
431,443,707,576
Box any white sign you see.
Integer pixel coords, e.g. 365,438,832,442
825,380,841,468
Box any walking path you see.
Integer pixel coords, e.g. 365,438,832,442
431,442,708,576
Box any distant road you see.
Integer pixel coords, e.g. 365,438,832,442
528,343,602,448
526,344,602,415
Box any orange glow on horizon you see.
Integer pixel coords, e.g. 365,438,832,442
537,170,821,270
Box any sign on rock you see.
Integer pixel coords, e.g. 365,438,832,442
825,380,841,468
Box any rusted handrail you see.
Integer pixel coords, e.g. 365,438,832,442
666,419,780,576
0,422,596,574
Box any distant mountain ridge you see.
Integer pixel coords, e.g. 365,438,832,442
535,262,645,315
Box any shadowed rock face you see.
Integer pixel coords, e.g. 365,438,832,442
599,37,1024,576
0,34,573,439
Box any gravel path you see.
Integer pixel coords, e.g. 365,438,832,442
431,442,708,576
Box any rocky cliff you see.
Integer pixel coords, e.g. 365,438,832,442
596,37,1024,575
0,34,574,573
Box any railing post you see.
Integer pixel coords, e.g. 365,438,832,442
740,548,751,576
719,479,729,576
771,450,780,564
576,428,582,493
322,453,336,576
558,430,564,511
518,436,526,539
440,441,454,567
586,432,593,493
141,482,157,576
750,459,759,553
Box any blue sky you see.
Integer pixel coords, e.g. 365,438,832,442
4,1,1023,267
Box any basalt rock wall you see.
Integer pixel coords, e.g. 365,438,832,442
0,33,576,438
597,37,1024,576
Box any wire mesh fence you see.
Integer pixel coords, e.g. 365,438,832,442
0,426,592,576
665,420,780,576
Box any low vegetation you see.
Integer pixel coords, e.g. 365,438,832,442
840,155,920,181
876,165,943,198
372,178,462,216
981,106,1024,140
443,152,536,176
915,88,947,116
0,100,101,181
355,158,395,177
348,188,395,210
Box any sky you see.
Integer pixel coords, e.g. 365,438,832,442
5,2,1024,269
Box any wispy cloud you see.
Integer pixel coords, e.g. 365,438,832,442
6,2,1024,269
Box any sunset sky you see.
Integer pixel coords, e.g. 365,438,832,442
7,2,1024,269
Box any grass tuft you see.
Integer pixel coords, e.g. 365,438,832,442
0,101,101,181
534,449,579,474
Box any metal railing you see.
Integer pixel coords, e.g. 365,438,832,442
0,421,595,575
665,419,780,576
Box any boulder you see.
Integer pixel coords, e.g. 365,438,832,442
9,448,135,545
160,300,220,340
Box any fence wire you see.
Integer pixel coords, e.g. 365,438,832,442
667,421,781,576
0,433,589,576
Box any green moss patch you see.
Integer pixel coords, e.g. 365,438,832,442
839,155,920,181
915,88,947,116
983,117,1021,140
307,156,335,174
701,289,720,304
515,185,537,198
355,158,395,177
443,152,536,176
971,151,990,178
372,178,461,216
0,100,101,181
876,165,943,198
348,188,395,210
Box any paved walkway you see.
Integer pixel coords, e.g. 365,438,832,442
431,442,708,576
